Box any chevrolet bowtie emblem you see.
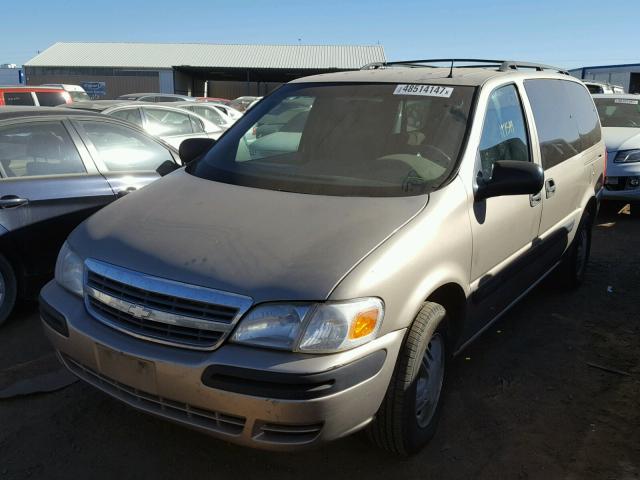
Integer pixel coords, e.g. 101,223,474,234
128,304,152,319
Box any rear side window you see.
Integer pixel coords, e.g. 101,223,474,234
479,84,530,179
144,108,194,136
35,91,68,107
0,122,85,178
76,120,174,172
194,106,226,126
3,92,35,106
564,81,601,150
109,108,144,127
524,80,593,169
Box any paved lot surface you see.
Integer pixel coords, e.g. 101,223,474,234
1,203,639,480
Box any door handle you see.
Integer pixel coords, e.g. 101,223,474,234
545,178,556,198
116,187,137,198
0,195,29,209
529,191,542,207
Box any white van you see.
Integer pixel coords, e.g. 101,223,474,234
42,84,90,102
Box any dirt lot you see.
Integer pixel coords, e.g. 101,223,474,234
1,203,638,480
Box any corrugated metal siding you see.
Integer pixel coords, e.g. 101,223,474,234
25,72,159,99
158,70,174,94
0,68,22,85
25,42,386,70
206,80,282,99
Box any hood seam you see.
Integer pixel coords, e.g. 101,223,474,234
326,194,431,300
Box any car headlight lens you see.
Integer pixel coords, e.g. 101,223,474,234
230,304,310,350
614,149,640,163
230,298,384,353
54,242,84,297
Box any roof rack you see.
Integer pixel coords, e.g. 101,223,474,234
361,59,569,75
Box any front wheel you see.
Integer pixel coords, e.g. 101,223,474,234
367,302,448,455
0,254,17,326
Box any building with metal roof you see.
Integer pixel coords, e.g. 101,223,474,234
24,42,386,100
569,62,640,94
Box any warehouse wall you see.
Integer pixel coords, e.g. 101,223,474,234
0,68,22,85
205,80,282,99
574,65,640,93
25,68,160,99
158,70,175,94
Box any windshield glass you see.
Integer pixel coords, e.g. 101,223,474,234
595,97,640,127
188,83,475,197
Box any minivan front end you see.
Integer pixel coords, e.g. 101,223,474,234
40,249,404,449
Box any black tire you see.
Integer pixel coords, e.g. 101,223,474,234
0,254,17,326
557,211,592,288
367,302,448,456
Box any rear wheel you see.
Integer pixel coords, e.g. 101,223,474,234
0,254,17,326
367,302,448,455
558,212,592,288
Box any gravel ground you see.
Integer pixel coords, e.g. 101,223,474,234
0,203,638,480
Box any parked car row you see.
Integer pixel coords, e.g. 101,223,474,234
63,101,224,149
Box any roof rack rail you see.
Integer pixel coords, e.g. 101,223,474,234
361,59,569,75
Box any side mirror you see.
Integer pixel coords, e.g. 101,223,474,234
178,137,216,165
156,160,180,177
475,160,544,201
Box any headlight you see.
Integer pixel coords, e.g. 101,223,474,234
614,149,640,163
54,242,84,297
231,298,384,353
229,304,310,350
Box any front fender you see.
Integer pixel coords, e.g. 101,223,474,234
329,177,472,337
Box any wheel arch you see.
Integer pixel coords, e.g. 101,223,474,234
0,231,26,297
424,282,468,351
584,195,598,220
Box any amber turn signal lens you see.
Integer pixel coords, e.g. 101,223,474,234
348,308,379,339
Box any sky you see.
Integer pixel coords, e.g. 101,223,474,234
2,0,639,69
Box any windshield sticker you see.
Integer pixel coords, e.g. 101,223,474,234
614,98,639,105
393,84,453,98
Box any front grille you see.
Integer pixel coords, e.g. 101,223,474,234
61,354,246,436
87,271,238,324
88,296,224,348
84,259,253,351
605,176,640,191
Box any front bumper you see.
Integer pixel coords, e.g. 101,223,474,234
603,159,640,201
39,281,404,450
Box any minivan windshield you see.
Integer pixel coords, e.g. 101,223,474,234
595,97,640,128
188,83,475,196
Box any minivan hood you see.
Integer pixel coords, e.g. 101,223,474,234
70,169,428,303
602,127,640,152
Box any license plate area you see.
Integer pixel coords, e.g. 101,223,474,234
96,345,157,395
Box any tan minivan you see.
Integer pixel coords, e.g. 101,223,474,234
40,60,604,455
